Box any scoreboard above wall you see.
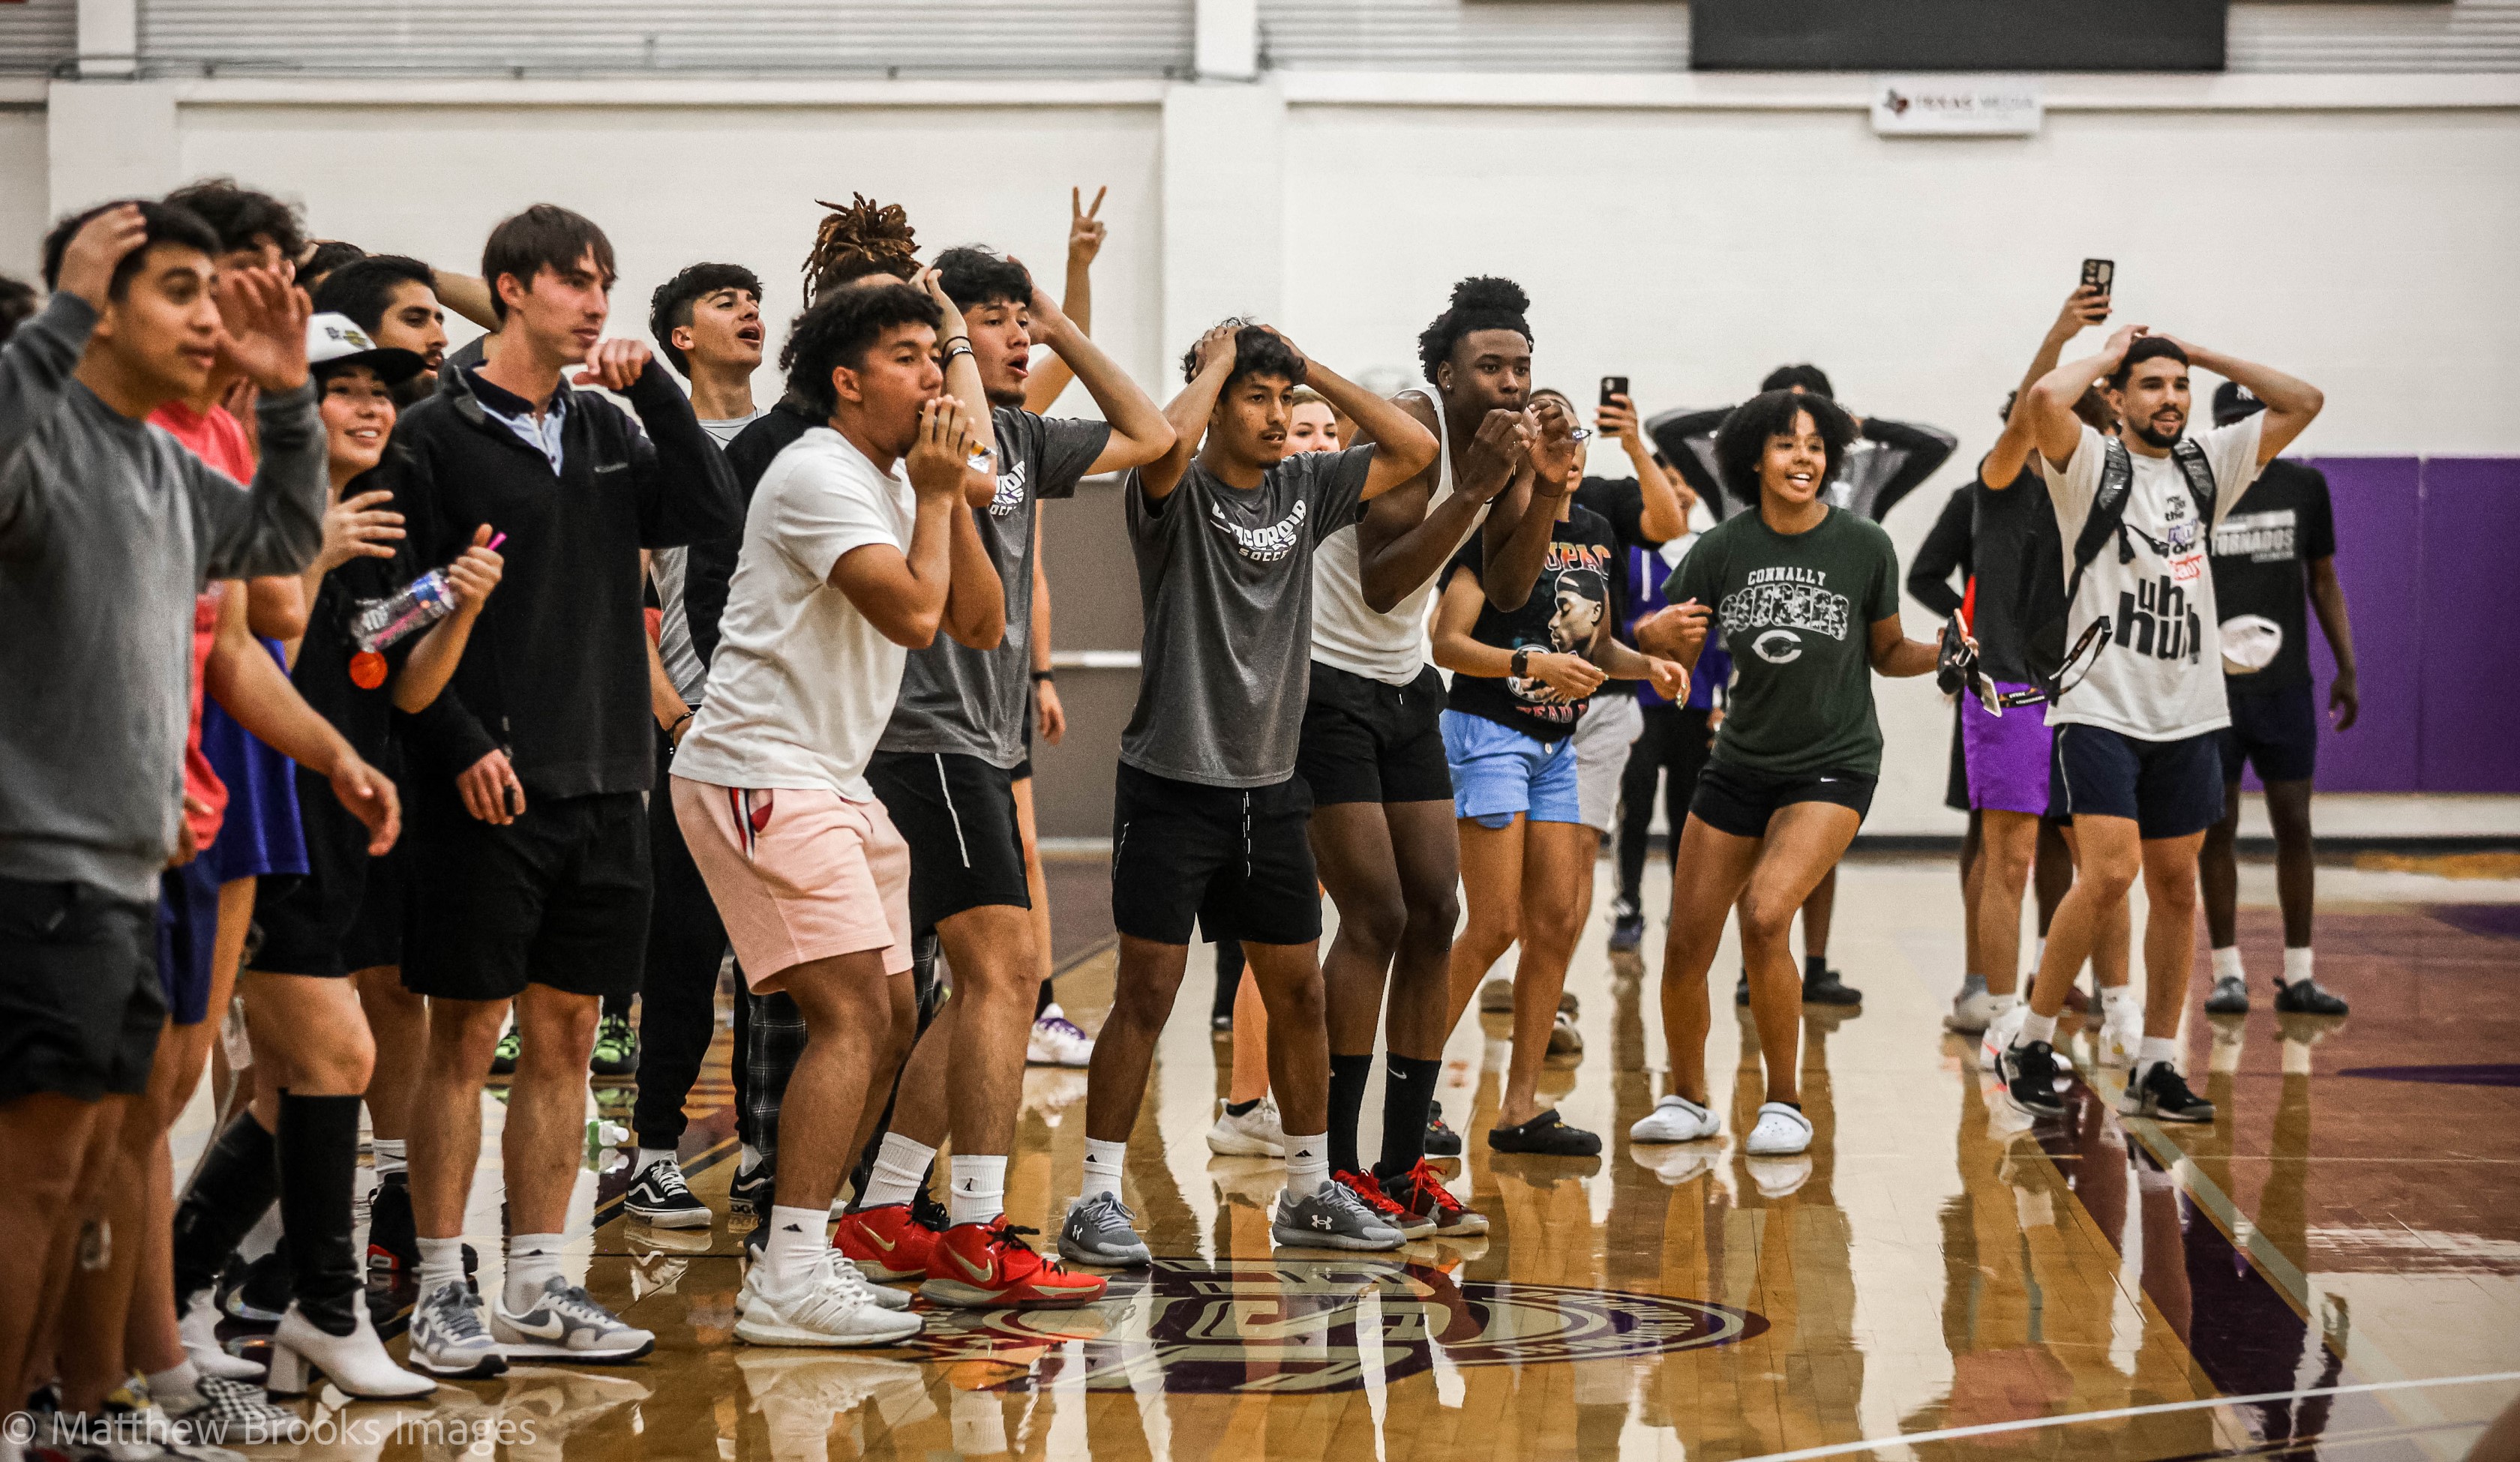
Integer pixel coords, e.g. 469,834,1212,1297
1691,0,2235,71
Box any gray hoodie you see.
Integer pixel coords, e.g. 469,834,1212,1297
0,292,326,902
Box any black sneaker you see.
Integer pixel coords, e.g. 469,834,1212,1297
590,1012,639,1077
1802,966,1863,1006
2204,975,2250,1015
1609,912,1646,952
2273,976,2349,1017
2000,1039,2067,1119
1486,1108,1602,1157
912,1186,953,1237
365,1172,418,1278
1734,971,1750,1008
223,1243,291,1323
2121,1060,2216,1123
1423,1101,1463,1158
728,1158,775,1219
624,1155,712,1230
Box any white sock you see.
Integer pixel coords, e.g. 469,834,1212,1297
1284,1132,1329,1197
2212,945,2245,982
1990,992,2020,1018
2281,947,2314,987
635,1146,676,1177
2017,1012,2057,1047
2101,984,2136,1017
2032,936,2047,970
147,1359,202,1410
1080,1139,1127,1201
503,1233,566,1312
417,1236,466,1300
2138,1036,2178,1073
762,1205,826,1290
859,1133,936,1209
948,1155,1008,1227
370,1137,406,1179
740,1143,764,1174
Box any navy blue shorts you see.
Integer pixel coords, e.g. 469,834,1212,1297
2048,723,2223,840
157,854,224,1025
2218,682,2318,786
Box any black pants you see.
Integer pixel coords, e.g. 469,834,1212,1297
1615,705,1716,915
634,733,738,1151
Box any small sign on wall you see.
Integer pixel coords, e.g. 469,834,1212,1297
1871,76,2043,136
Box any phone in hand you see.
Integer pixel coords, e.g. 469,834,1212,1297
2080,258,2114,297
1600,376,1629,408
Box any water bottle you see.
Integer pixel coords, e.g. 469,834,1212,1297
350,569,456,654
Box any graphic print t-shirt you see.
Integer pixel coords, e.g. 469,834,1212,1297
2044,416,2264,741
1663,506,1901,777
654,410,762,704
673,427,917,803
880,408,1109,767
1572,475,1670,700
1122,445,1372,787
1444,505,1618,742
2208,457,2332,695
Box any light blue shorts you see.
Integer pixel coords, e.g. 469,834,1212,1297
1441,710,1584,829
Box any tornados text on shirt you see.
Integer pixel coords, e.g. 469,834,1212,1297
1210,499,1308,562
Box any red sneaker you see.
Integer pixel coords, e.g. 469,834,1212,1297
1381,1159,1490,1237
921,1218,1109,1308
1336,1170,1434,1236
833,1202,938,1281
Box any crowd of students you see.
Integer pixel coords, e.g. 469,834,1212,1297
0,175,2350,1452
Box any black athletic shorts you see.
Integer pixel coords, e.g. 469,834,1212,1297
2218,682,2318,786
1944,701,1970,813
2049,723,2223,840
340,832,404,974
1295,662,1454,807
1112,762,1321,946
0,875,164,1102
866,750,1030,934
1690,759,1876,840
254,762,378,978
400,786,650,1001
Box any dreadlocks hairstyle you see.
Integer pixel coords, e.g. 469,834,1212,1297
649,262,766,376
1713,388,1856,505
803,194,919,307
1178,318,1306,391
1415,275,1532,383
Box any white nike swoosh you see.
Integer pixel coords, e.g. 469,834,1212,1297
505,1311,568,1340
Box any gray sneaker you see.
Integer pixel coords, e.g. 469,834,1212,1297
491,1276,656,1362
1271,1179,1405,1252
408,1280,508,1379
2204,974,2250,1015
1058,1191,1151,1268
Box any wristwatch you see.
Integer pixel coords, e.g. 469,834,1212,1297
1510,647,1532,679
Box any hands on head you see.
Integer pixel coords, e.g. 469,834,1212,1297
56,204,148,311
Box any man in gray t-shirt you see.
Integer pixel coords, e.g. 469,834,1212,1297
1061,319,1437,1269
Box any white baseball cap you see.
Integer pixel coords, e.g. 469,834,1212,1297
306,312,425,385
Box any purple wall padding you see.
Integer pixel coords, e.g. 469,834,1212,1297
2297,457,2424,793
2414,458,2520,792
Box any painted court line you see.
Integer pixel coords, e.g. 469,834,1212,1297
1732,1369,2520,1461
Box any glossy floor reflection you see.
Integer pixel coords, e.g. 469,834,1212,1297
214,853,2520,1459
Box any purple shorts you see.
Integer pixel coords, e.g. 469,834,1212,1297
1963,682,2053,816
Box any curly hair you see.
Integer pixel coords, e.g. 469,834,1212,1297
780,282,944,420
649,262,766,376
1180,319,1306,391
1415,275,1532,382
164,178,306,262
1713,388,1856,505
803,194,919,307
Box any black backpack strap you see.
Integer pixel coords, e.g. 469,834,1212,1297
2172,437,2218,527
2061,436,2135,611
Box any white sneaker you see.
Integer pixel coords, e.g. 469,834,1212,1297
1206,1095,1286,1158
1629,1094,1720,1144
406,1280,508,1379
1027,1006,1095,1067
736,1251,923,1347
1744,1101,1813,1157
2097,1002,2142,1068
492,1276,656,1362
1945,975,1992,1034
1745,1153,1814,1198
1979,1003,2026,1073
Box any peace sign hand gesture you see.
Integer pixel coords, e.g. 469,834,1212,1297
1068,187,1108,268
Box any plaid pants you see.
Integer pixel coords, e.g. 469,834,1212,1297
739,932,943,1162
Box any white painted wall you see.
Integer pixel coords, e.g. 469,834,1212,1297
0,106,49,277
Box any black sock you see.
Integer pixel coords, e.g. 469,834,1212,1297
276,1091,363,1336
1327,1053,1375,1176
172,1111,278,1308
1376,1054,1442,1178
1036,978,1054,1018
1804,954,1828,982
1226,1098,1258,1118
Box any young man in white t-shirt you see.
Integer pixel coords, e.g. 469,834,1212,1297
670,281,1004,1346
2000,325,2324,1123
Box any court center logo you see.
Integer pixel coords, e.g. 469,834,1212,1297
898,1259,1765,1394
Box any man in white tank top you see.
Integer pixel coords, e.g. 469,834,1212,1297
1293,276,1558,1234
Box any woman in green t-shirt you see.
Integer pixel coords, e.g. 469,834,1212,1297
1633,389,1958,1161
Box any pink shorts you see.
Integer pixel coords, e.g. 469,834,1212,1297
670,777,914,991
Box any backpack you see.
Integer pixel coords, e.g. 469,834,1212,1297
2019,436,2218,701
